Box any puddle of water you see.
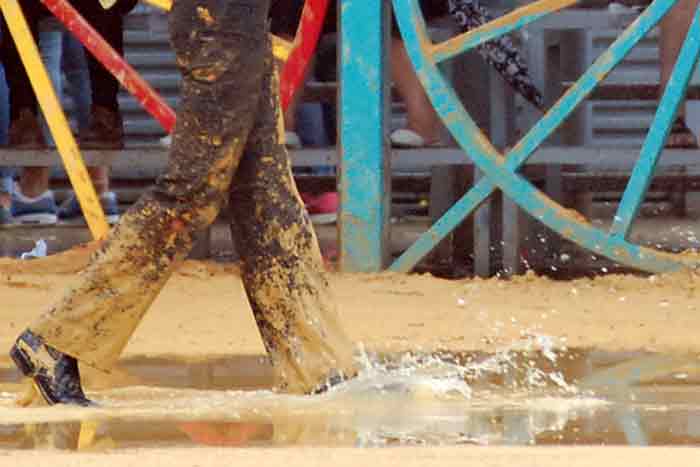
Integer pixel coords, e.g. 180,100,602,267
0,335,699,450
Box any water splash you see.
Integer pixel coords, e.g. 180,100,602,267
345,333,576,404
0,337,613,449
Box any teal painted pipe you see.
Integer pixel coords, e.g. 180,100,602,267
339,0,392,272
611,5,700,237
391,0,692,273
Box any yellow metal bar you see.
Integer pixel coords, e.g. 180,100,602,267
272,35,294,62
139,0,292,61
141,0,171,12
274,68,287,144
1,0,109,239
78,421,99,450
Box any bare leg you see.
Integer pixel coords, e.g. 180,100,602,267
87,166,109,194
660,0,700,147
18,168,50,198
391,38,441,145
0,191,10,210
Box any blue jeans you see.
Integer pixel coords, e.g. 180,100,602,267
0,30,12,192
38,27,63,146
38,23,91,145
0,25,91,191
296,102,335,177
0,63,8,146
61,31,91,131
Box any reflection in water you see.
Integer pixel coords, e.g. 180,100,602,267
5,390,700,449
1,336,700,450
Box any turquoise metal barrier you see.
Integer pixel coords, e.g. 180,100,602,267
339,0,700,274
339,0,392,272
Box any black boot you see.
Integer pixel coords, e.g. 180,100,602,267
10,330,93,406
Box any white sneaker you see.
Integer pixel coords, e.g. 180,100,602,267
285,131,302,150
390,129,442,148
11,186,58,225
159,135,172,148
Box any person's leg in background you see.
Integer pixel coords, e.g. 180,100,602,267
56,26,120,224
268,0,340,226
61,31,91,132
0,1,58,225
37,17,63,146
296,99,340,225
0,39,14,224
0,38,9,149
390,38,443,148
0,0,45,151
74,0,137,150
48,0,137,225
389,0,447,148
296,32,340,227
661,0,700,148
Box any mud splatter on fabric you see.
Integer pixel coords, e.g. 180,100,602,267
29,0,356,395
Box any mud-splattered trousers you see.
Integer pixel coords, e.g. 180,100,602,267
28,0,357,394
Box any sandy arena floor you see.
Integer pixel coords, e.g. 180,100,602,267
5,446,700,467
1,243,700,359
2,244,700,462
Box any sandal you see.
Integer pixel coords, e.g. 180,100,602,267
666,117,699,149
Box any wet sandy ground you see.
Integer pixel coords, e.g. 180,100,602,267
1,246,700,362
5,446,700,466
3,248,700,459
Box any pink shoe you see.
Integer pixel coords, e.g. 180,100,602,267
302,191,338,224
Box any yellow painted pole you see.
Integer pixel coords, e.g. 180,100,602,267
141,0,171,12
1,0,109,239
272,36,294,62
275,69,288,146
140,0,292,61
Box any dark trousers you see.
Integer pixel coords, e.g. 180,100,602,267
29,0,357,394
0,0,137,121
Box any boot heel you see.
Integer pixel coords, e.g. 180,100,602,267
10,345,35,377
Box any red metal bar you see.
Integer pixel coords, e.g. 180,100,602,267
279,0,330,110
40,0,177,132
